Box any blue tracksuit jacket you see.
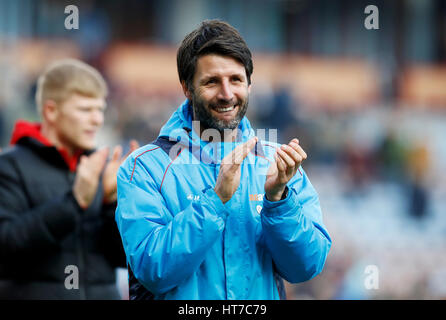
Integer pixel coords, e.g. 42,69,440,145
115,99,331,300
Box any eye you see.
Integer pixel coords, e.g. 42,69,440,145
205,78,217,85
231,76,243,83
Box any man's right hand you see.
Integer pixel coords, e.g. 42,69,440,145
214,137,257,204
73,148,109,209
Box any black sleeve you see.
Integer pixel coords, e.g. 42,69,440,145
100,201,127,268
0,155,82,259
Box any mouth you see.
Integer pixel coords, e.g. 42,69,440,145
213,105,236,113
84,130,97,138
210,104,239,120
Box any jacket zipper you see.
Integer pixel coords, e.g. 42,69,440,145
215,163,228,299
76,221,86,299
68,171,86,300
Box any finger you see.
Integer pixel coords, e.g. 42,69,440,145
89,147,109,171
274,152,286,172
99,148,110,170
280,144,302,164
90,147,109,157
234,136,258,164
111,145,123,162
224,136,257,165
289,142,307,160
97,147,110,162
291,138,299,145
77,155,88,170
277,147,296,168
266,158,278,177
123,140,139,160
130,139,139,151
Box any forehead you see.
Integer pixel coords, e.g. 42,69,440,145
194,54,246,80
62,93,106,108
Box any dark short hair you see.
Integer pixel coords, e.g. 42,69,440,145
177,19,253,91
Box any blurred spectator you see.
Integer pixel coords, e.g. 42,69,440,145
0,59,137,299
376,129,408,183
0,101,5,146
405,141,431,219
341,138,375,198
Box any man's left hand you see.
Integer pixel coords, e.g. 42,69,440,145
264,138,307,202
103,140,139,204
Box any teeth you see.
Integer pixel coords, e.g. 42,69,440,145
215,106,235,112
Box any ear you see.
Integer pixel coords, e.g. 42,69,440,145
247,83,252,95
42,100,59,124
181,80,192,100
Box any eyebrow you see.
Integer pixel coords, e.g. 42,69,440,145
199,73,246,84
77,104,106,110
199,76,218,84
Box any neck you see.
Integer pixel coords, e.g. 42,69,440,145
41,122,76,157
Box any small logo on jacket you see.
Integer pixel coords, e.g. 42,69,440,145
187,194,200,201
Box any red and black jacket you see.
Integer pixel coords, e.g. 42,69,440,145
0,120,125,299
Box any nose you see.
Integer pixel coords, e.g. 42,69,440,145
91,109,104,127
217,79,234,102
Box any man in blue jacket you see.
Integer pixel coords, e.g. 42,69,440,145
115,19,331,300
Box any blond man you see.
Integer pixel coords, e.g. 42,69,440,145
0,59,137,299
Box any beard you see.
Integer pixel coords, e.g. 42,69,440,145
191,91,249,133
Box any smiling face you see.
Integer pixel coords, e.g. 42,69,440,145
49,93,106,152
184,54,251,133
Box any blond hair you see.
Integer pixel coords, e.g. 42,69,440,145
35,58,108,116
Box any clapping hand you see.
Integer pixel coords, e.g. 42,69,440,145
103,140,139,204
264,138,307,201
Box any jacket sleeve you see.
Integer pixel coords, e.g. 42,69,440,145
115,155,227,295
261,167,332,283
0,155,82,259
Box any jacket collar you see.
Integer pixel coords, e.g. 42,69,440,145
158,99,256,162
9,119,83,172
